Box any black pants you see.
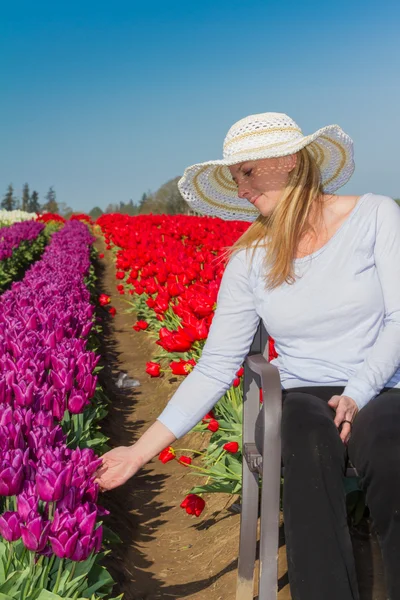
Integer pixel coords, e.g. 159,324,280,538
280,386,400,600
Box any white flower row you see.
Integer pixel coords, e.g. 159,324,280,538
0,210,37,226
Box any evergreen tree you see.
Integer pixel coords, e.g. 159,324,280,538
58,202,73,217
41,186,59,213
21,183,30,211
139,192,149,210
1,184,16,211
89,206,104,219
28,191,40,213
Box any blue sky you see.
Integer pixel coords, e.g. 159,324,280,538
1,0,399,212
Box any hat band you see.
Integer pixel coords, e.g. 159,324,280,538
223,126,302,150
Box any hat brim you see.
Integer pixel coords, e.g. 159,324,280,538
178,124,355,221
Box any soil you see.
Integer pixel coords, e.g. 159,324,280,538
94,237,388,600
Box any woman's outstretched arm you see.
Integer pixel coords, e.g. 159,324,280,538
95,250,261,490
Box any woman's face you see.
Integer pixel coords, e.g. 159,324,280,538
228,155,297,216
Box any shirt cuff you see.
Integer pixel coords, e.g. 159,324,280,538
156,404,196,439
343,379,376,410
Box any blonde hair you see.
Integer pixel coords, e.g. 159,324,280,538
228,147,324,289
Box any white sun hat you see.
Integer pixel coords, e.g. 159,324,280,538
178,112,355,221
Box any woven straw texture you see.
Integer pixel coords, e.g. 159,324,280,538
178,112,355,221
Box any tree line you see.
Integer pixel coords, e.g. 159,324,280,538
3,179,400,220
1,184,60,214
95,176,192,218
1,176,192,219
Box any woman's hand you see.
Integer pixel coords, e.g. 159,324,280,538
94,446,142,491
327,395,359,443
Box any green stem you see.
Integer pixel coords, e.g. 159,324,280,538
21,552,35,600
5,542,13,577
39,554,54,590
205,450,226,485
67,561,76,583
175,448,206,456
47,501,54,521
52,558,64,595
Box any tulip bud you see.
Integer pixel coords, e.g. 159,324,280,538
145,362,161,377
180,494,205,517
0,511,21,542
20,515,50,552
207,419,219,433
158,447,175,464
223,441,239,453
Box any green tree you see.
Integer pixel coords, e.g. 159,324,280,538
21,183,30,211
1,184,16,211
28,190,40,213
58,202,73,217
89,206,104,220
41,186,59,213
139,177,189,215
105,202,119,213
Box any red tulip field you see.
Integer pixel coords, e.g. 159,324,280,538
0,211,387,600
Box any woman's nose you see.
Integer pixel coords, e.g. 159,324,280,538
237,183,251,200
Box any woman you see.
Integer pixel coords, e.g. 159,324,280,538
95,112,400,600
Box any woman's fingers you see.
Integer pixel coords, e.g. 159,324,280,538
329,395,359,444
339,421,351,443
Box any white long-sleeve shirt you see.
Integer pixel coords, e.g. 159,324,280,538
157,193,400,439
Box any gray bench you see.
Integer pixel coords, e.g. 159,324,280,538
236,322,358,600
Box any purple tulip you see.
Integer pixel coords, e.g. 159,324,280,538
0,511,22,541
0,222,105,559
49,529,79,559
74,504,97,537
67,393,89,414
17,482,38,520
0,449,25,496
56,486,79,511
36,462,73,502
0,221,44,261
70,525,103,561
12,381,34,407
20,514,50,552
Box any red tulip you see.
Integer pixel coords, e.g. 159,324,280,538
202,411,215,423
98,294,111,306
109,307,116,316
133,320,149,331
233,377,241,387
180,494,205,517
156,328,193,353
169,359,196,376
99,253,105,259
236,367,244,377
269,337,278,360
223,441,239,453
159,446,175,464
178,456,192,466
146,362,161,377
116,271,125,280
207,419,219,432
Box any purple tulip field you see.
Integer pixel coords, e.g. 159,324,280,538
0,218,118,600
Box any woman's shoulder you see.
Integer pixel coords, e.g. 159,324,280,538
228,245,265,281
356,193,400,221
358,192,397,209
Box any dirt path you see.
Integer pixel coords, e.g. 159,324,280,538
94,238,387,600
